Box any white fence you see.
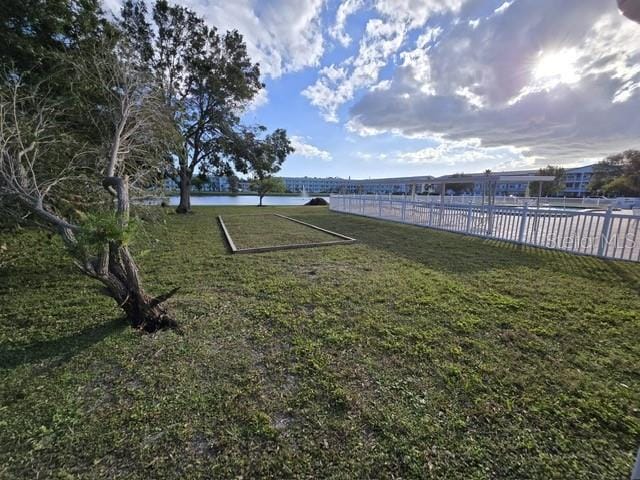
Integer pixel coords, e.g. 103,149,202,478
415,194,615,209
330,195,640,262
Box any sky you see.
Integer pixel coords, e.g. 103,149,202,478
105,0,640,179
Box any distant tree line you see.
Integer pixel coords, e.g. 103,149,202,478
588,150,640,197
0,0,293,330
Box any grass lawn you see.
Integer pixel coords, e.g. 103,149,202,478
220,213,343,250
1,205,639,479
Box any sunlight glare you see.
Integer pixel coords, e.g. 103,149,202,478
533,49,580,86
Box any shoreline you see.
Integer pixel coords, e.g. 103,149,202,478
164,191,329,197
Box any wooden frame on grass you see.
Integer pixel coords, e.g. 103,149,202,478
218,213,356,254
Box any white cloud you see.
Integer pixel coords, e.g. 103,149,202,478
303,0,465,122
105,0,326,79
393,139,527,166
455,86,484,108
329,0,365,47
206,0,325,78
350,137,529,171
101,0,122,15
398,45,433,93
493,1,512,15
303,18,407,121
104,0,325,78
374,0,465,29
290,136,333,161
356,151,374,161
246,87,269,111
416,26,443,49
347,0,640,164
370,79,392,91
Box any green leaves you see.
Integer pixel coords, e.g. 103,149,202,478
77,212,140,249
589,149,640,196
530,165,566,197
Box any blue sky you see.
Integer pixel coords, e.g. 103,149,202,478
105,0,640,179
241,0,516,178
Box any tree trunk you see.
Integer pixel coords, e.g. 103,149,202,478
176,170,191,214
104,247,179,331
98,176,179,331
24,174,180,332
259,194,264,206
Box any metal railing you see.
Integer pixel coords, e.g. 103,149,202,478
330,194,640,262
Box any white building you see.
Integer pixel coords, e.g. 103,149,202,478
279,176,348,193
163,164,601,197
562,164,595,197
466,165,598,197
278,176,424,194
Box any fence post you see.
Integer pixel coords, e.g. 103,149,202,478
428,203,433,226
378,197,382,217
518,205,528,244
486,204,494,236
465,204,473,233
597,207,613,257
401,195,407,221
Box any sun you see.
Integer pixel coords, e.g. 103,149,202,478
533,48,580,86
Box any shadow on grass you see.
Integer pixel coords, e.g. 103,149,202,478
299,212,640,282
605,260,640,295
297,212,541,272
0,317,127,371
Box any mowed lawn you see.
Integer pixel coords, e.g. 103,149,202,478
1,205,639,479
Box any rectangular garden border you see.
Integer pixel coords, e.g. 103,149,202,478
218,213,356,254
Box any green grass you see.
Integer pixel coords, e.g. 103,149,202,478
221,213,341,250
1,205,639,479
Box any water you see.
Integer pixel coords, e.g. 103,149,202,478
168,195,330,206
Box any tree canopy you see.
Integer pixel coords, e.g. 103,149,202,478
240,128,294,206
530,165,565,197
589,150,640,196
250,177,286,206
0,0,110,77
445,174,473,195
119,0,266,213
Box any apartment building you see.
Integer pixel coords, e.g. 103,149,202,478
163,164,599,197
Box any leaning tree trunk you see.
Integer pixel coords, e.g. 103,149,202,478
96,241,179,331
176,170,191,214
87,175,179,331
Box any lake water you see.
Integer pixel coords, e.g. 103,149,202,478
168,195,330,206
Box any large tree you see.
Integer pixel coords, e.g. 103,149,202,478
589,150,640,196
530,165,566,197
0,0,116,171
237,127,294,206
119,0,263,213
0,0,109,77
445,173,472,195
0,45,180,331
250,177,286,207
227,173,240,193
